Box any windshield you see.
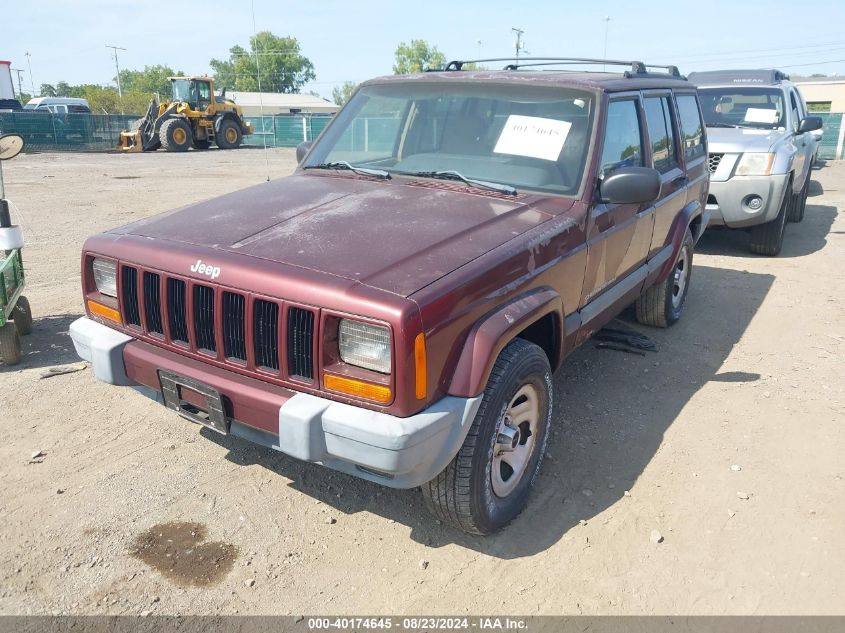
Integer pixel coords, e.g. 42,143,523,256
305,83,596,195
171,79,193,102
698,87,785,129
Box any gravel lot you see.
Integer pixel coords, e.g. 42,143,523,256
0,149,843,615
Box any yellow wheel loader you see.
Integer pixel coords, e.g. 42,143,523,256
118,77,253,152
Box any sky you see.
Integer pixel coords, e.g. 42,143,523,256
3,0,845,100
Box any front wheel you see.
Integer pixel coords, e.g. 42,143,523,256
788,177,809,223
421,338,552,534
0,322,22,365
159,119,193,152
636,228,694,328
749,180,791,256
215,118,243,149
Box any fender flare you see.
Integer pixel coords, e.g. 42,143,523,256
447,288,563,398
655,199,703,283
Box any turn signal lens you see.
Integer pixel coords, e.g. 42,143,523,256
87,299,121,324
414,333,427,400
324,374,392,404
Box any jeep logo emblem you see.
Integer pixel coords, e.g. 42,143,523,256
190,259,221,280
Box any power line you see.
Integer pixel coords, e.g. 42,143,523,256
105,45,126,114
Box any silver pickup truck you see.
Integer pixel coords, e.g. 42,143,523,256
688,69,822,256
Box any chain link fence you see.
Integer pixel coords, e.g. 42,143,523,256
0,112,335,152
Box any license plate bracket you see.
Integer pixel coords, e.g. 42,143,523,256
158,370,229,435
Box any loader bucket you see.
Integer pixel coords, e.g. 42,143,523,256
117,130,144,153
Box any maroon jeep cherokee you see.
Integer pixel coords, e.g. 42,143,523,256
70,58,709,534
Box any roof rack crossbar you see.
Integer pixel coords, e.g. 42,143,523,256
444,57,681,77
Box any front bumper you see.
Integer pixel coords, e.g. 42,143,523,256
705,173,790,229
69,317,480,489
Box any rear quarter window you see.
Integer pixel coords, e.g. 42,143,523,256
675,94,706,161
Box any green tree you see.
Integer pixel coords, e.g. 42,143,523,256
210,32,315,93
39,83,57,97
331,81,358,106
393,40,446,74
118,64,183,96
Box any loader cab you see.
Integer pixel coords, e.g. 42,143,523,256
170,78,214,113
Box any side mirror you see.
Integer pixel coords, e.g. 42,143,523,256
798,116,823,134
599,166,661,204
0,133,25,161
296,140,313,163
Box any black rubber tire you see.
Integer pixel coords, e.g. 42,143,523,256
636,228,695,328
159,119,192,152
749,178,791,256
12,296,32,335
788,177,809,223
192,138,212,150
215,118,243,150
0,322,22,365
421,338,552,535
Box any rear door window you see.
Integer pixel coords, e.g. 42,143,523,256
675,94,706,162
643,96,679,173
599,99,643,177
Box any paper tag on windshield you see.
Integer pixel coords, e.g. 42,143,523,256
744,108,779,124
494,115,572,161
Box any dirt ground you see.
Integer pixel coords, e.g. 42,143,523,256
0,148,842,616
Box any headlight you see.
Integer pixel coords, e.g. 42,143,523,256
92,258,117,297
338,319,391,374
735,153,775,176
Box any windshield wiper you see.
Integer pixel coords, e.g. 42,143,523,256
707,122,741,128
396,170,517,196
304,161,390,179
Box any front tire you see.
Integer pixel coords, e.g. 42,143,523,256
215,118,243,149
0,322,22,365
788,177,809,223
159,119,192,152
749,180,791,256
421,338,552,534
636,228,694,328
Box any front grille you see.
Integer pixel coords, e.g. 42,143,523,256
143,272,163,335
253,299,279,370
287,307,314,381
122,266,141,326
117,264,316,382
708,153,724,173
222,292,246,361
167,278,188,343
193,284,216,353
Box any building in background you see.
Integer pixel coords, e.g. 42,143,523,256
226,92,339,116
795,77,845,112
0,60,22,110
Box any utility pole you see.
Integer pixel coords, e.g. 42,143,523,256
11,68,25,99
24,52,34,96
106,44,126,114
512,28,525,64
602,16,612,70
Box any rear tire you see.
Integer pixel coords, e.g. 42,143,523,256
421,338,552,535
159,119,192,152
0,322,22,365
749,179,791,256
788,177,809,223
12,296,32,335
636,228,694,328
215,118,243,149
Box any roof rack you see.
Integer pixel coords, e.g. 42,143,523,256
442,57,683,78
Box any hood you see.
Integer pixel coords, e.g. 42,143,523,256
112,173,557,297
706,127,785,154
